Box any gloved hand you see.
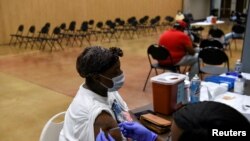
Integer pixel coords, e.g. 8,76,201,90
119,122,157,141
96,129,115,141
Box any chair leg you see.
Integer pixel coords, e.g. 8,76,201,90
143,68,153,91
9,37,14,46
154,68,158,75
228,43,232,57
234,39,237,50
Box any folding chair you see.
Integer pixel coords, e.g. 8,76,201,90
88,19,95,31
143,44,180,91
138,16,149,35
103,20,118,42
208,28,232,57
163,16,174,30
64,21,77,46
77,21,91,46
39,111,65,141
231,24,245,50
36,25,51,50
123,17,137,39
115,18,126,38
146,17,159,35
40,27,64,51
92,21,104,41
18,25,36,49
9,24,24,46
198,47,229,79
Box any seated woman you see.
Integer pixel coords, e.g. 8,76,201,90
59,46,132,141
224,22,245,44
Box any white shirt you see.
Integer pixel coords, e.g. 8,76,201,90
59,85,129,141
175,14,185,21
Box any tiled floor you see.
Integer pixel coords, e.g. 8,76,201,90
0,22,243,141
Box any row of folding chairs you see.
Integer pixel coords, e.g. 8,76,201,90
59,15,175,43
9,15,176,51
9,23,64,52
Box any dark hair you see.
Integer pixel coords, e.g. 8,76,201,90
76,46,123,78
173,101,250,141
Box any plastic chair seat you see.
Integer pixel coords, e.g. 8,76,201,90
39,111,65,141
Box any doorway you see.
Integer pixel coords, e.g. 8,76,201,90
236,0,249,13
220,0,231,18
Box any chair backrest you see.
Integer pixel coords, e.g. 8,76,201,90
208,28,225,38
232,24,245,34
199,39,224,50
88,19,94,26
147,44,174,64
68,21,76,31
81,21,89,31
139,16,149,25
165,16,174,23
60,23,66,30
106,20,113,27
96,21,103,29
26,25,36,36
39,111,65,141
17,25,24,34
127,16,136,24
199,47,229,66
51,27,61,38
39,25,50,38
12,24,24,36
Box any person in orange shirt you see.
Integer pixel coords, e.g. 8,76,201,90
158,20,198,78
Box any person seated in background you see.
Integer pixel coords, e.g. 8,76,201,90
230,11,237,22
59,46,132,141
97,101,250,141
208,26,225,45
224,21,245,44
158,20,198,78
175,10,185,21
183,18,203,45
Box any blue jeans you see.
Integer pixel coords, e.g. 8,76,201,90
176,53,199,79
224,32,244,43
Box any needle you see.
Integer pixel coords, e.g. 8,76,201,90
108,127,120,133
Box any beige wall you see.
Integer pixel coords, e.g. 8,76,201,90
183,0,210,19
0,0,182,44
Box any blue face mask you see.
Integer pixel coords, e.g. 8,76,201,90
99,73,125,92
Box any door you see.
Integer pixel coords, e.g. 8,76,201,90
220,0,231,18
236,0,245,13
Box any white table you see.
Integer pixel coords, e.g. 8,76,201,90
191,20,225,27
200,72,250,121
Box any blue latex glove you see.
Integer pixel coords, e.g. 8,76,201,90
119,122,158,141
96,129,115,141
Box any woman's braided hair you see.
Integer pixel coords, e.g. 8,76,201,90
76,46,123,78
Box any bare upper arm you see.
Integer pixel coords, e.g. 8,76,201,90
94,111,122,141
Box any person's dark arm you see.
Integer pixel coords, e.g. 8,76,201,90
94,111,123,141
185,45,195,55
